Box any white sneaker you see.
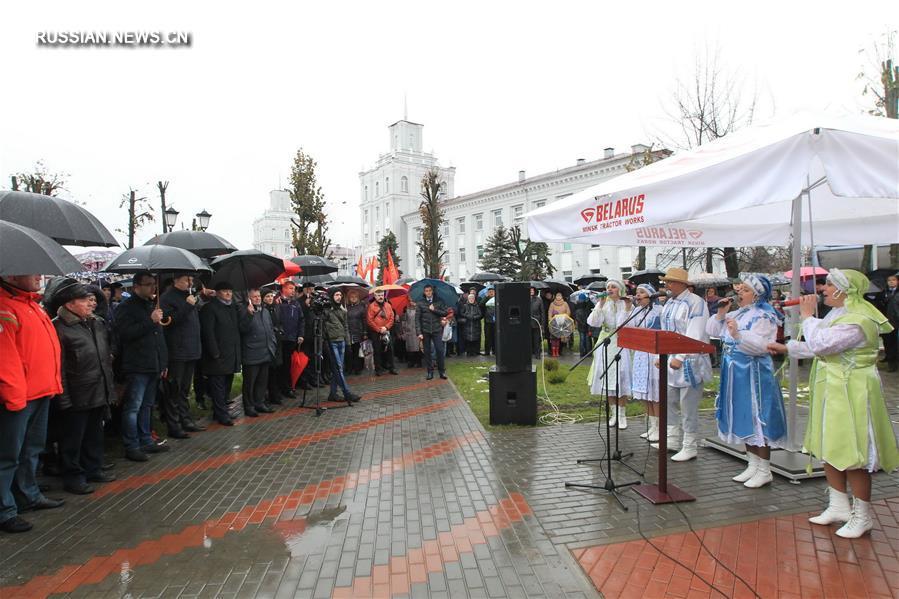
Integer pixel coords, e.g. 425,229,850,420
835,498,874,538
744,459,772,488
732,453,759,482
618,408,628,430
671,434,698,461
646,417,659,442
809,487,851,526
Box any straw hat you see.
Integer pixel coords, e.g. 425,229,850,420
660,267,691,285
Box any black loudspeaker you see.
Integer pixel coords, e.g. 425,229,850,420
494,282,532,373
489,366,537,426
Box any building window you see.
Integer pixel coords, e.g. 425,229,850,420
364,186,368,202
364,232,369,243
512,204,524,225
477,244,484,259
563,270,573,282
439,182,447,196
620,267,633,277
459,247,466,263
284,230,289,240
441,220,449,237
401,176,408,192
474,213,483,231
534,200,546,209
375,207,380,223
375,182,379,197
385,177,390,194
492,209,503,228
563,243,573,251
457,217,465,234
385,204,390,219
363,209,369,223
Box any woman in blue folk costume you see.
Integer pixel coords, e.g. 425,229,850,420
629,284,663,442
707,274,786,489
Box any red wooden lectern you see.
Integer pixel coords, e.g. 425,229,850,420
618,328,715,504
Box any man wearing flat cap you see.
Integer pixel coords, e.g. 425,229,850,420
653,268,712,462
199,281,251,426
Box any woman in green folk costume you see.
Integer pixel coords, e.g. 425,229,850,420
768,268,898,539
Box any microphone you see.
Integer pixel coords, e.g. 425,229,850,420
777,298,801,307
716,297,733,309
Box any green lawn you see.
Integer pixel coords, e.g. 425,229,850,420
446,355,804,430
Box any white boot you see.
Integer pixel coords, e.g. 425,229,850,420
618,407,628,430
607,405,618,428
732,453,758,482
651,426,680,452
643,416,659,442
809,487,851,526
836,498,874,538
671,433,698,461
744,458,773,488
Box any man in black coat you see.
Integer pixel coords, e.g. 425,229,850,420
113,271,168,462
160,274,205,438
200,282,250,426
879,273,898,372
416,284,448,380
276,281,304,397
53,282,117,494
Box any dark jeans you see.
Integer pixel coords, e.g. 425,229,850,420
484,322,495,355
457,334,466,356
59,406,105,486
578,326,591,357
122,373,159,450
162,360,196,433
531,328,541,358
373,335,394,372
328,341,351,396
0,397,50,522
422,332,445,374
883,332,898,365
207,374,235,423
279,341,298,392
242,363,269,409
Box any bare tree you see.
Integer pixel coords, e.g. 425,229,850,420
417,169,446,279
12,160,68,196
157,181,170,233
656,43,761,277
117,189,154,249
858,29,898,268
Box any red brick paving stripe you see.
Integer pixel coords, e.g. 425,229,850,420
574,496,899,599
331,493,533,598
92,396,460,498
0,430,485,599
203,378,448,431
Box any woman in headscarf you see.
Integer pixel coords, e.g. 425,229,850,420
769,269,898,538
708,275,786,489
629,284,663,442
547,291,572,357
587,279,633,429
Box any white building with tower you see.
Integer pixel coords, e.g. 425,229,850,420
358,119,456,262
252,190,294,259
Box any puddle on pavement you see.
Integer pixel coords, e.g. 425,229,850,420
277,501,361,557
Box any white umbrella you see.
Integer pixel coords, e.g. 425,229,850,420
527,111,899,451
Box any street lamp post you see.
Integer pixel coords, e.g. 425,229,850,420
195,209,212,232
163,207,180,233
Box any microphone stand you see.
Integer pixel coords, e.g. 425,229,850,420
565,302,650,511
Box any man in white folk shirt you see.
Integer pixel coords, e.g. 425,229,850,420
652,268,712,462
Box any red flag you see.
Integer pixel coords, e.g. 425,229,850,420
368,257,380,284
355,255,366,278
384,248,399,284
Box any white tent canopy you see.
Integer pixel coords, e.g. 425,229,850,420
526,112,899,247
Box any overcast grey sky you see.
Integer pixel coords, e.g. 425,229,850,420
1,1,894,252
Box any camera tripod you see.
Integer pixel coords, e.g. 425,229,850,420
299,312,353,416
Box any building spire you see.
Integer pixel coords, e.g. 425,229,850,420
403,93,408,121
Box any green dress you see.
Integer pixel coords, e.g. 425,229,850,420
803,312,899,473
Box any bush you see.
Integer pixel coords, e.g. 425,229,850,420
547,371,568,385
543,358,560,372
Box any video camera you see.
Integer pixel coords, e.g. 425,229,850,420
310,290,332,315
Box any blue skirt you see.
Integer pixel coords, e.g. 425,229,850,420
715,348,788,448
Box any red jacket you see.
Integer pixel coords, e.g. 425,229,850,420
0,285,63,411
366,300,395,333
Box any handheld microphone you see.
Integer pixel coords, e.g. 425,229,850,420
777,298,801,307
716,297,733,309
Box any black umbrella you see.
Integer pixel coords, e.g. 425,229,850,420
144,230,237,259
586,280,607,291
209,250,289,291
527,281,550,290
0,190,119,247
101,245,212,274
469,271,508,283
459,281,485,294
544,279,575,298
627,268,665,287
573,273,608,286
330,274,370,288
298,272,337,285
0,221,83,276
290,255,338,276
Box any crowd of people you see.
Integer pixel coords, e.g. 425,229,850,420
1,265,896,539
